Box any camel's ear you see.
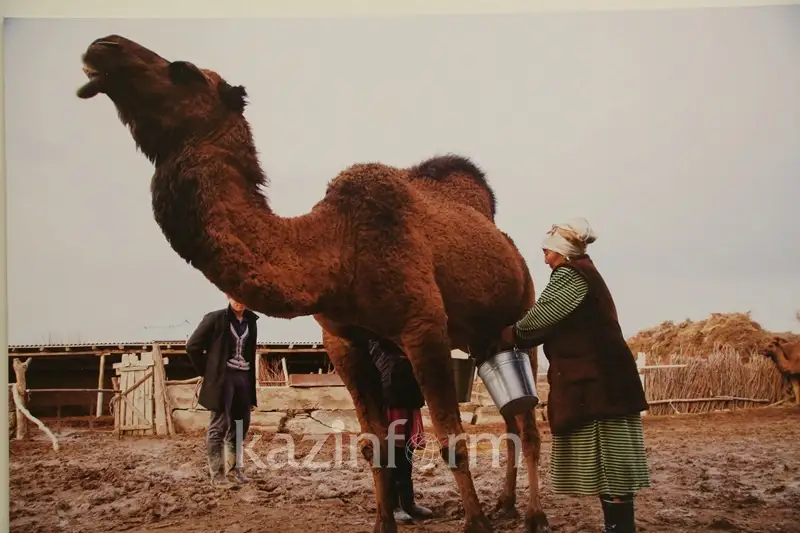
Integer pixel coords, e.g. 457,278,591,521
168,60,208,86
218,82,248,113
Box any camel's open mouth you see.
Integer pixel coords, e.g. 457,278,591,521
76,62,104,99
82,64,100,80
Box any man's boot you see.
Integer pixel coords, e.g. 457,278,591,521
399,480,433,519
393,500,414,524
390,474,414,524
225,441,250,484
397,449,433,520
207,442,231,488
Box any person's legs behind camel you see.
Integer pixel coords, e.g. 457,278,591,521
397,439,433,520
387,444,413,524
387,427,433,524
370,338,435,524
386,406,434,523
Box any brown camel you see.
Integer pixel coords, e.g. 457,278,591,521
75,35,550,533
762,336,800,405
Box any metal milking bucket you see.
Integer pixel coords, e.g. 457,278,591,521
477,348,539,417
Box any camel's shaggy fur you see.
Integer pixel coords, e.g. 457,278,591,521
76,35,550,533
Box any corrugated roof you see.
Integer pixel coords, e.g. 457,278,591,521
7,339,325,350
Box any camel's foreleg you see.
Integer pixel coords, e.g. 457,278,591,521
402,312,493,533
792,379,800,405
321,330,396,533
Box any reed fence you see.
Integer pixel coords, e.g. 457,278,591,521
640,347,789,416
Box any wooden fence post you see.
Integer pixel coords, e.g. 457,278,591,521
12,357,32,440
96,353,107,417
281,356,289,386
151,344,174,437
637,352,648,416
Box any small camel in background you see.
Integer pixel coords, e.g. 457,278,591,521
762,334,800,405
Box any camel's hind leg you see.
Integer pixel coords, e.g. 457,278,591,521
517,346,550,533
400,308,493,533
321,328,396,533
493,411,521,518
493,411,549,533
516,409,549,533
792,379,800,405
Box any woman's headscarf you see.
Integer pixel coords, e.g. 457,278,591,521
541,217,597,259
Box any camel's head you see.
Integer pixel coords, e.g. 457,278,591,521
761,336,787,361
77,35,248,157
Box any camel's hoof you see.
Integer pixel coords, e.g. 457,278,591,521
491,497,518,519
464,514,494,533
524,510,551,533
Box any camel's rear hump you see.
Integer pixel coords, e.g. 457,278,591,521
406,154,497,222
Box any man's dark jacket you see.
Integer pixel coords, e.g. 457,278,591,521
185,305,259,412
369,339,425,410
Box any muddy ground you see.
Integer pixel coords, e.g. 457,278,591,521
10,406,800,533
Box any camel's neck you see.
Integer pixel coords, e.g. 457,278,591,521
150,125,344,319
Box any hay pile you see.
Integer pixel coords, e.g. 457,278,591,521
627,311,799,361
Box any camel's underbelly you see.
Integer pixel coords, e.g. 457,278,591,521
327,172,533,343
422,209,533,331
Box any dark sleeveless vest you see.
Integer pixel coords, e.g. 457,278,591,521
542,255,648,435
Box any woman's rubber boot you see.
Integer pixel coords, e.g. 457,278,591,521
600,494,636,533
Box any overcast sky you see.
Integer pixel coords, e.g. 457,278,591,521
4,5,799,347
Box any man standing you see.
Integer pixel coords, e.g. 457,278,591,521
185,294,259,487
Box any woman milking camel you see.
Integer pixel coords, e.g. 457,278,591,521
500,218,651,533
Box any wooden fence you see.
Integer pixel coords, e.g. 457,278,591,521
9,346,792,442
636,349,789,416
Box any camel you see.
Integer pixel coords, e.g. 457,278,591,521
762,336,800,405
75,35,550,533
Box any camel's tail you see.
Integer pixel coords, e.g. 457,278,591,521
407,153,497,221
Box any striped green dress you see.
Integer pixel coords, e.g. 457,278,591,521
514,267,651,497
